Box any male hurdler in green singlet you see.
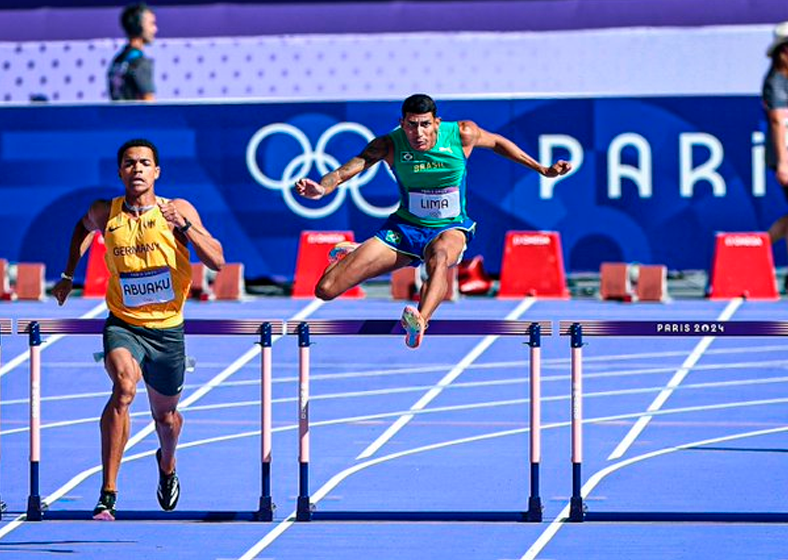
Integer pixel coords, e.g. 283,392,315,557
295,93,572,348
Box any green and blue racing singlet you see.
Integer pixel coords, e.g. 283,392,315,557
388,121,470,227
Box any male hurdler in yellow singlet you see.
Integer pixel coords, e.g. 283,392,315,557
53,139,225,521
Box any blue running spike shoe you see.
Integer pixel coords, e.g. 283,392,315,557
328,241,359,264
401,305,427,349
92,489,117,521
156,449,180,511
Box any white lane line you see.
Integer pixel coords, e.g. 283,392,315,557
0,299,324,537
236,397,788,560
5,349,788,410
356,298,536,460
519,424,788,560
0,302,108,378
6,381,788,440
607,298,743,460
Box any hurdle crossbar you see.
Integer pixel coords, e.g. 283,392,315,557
0,318,10,513
560,319,788,523
291,319,551,522
17,318,283,522
284,319,550,337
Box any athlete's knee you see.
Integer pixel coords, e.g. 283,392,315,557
111,377,137,408
152,407,182,430
425,247,452,272
314,277,341,301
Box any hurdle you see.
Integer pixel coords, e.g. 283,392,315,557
0,318,12,513
16,318,284,521
287,318,551,522
559,320,788,523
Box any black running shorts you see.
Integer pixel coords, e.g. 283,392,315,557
103,314,186,396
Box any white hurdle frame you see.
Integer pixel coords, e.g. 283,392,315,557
16,318,283,521
288,318,551,522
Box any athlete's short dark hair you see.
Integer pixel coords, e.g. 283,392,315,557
402,94,437,117
120,3,149,38
117,138,159,166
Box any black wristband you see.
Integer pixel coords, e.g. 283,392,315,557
177,219,193,234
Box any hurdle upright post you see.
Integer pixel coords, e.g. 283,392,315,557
0,319,10,514
26,321,43,521
296,322,312,521
569,322,585,522
256,322,275,521
527,322,543,521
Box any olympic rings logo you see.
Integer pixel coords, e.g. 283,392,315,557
246,121,399,219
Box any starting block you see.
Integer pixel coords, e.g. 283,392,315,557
0,259,11,300
212,263,245,300
599,262,633,301
190,262,210,300
390,265,458,301
292,231,364,299
636,264,668,302
600,262,668,303
498,231,569,299
708,232,778,300
15,263,46,301
84,232,110,298
458,255,493,296
190,262,245,301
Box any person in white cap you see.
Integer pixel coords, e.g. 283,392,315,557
763,21,788,289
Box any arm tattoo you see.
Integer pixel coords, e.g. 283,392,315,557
359,136,390,166
328,136,390,187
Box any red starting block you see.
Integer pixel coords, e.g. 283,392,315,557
390,265,458,301
600,262,669,302
15,263,46,301
190,262,210,300
213,263,245,300
84,232,110,298
708,232,778,300
600,262,633,301
498,231,569,299
292,231,364,299
458,255,493,296
636,264,669,302
189,262,246,301
0,259,12,300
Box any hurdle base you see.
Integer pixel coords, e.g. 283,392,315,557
309,510,533,522
296,497,313,521
527,497,543,522
583,511,788,523
26,495,43,521
38,509,265,521
255,497,275,521
569,497,585,522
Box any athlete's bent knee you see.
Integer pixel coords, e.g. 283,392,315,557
111,379,137,408
314,278,341,301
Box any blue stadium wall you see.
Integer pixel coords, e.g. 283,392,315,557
0,95,781,284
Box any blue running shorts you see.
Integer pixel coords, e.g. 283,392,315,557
373,214,477,266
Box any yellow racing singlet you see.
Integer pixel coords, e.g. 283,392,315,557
103,197,192,328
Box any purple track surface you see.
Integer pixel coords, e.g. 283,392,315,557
0,295,786,559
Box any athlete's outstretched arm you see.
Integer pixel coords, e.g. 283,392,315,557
459,120,572,177
295,135,393,199
52,200,111,305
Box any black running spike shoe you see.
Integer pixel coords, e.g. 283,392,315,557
156,449,180,511
92,489,117,521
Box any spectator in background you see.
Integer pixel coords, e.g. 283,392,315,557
108,3,157,101
763,22,788,288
